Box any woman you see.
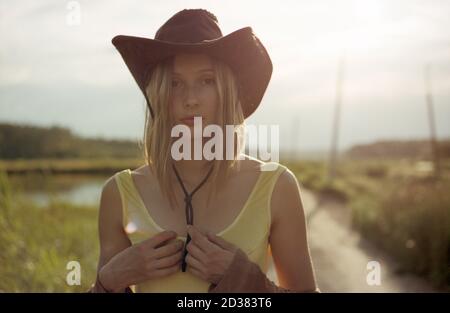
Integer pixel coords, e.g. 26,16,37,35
90,9,318,293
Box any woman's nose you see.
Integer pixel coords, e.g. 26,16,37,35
183,85,199,109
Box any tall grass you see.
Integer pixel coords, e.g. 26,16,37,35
351,178,450,287
284,158,450,289
0,171,98,292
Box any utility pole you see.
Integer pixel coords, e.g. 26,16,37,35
328,55,346,182
424,63,440,178
291,115,300,161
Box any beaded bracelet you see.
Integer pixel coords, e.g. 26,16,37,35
96,272,113,293
96,272,133,293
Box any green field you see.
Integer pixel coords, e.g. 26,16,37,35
0,171,98,292
1,157,449,291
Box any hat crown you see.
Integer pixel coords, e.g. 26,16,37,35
155,9,223,43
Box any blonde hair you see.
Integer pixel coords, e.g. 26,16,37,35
142,55,246,211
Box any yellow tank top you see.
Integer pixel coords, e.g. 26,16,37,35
114,161,287,292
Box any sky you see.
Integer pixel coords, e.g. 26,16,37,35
1,0,449,154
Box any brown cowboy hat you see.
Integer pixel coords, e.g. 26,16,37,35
111,9,273,119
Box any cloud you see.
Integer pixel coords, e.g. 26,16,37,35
1,0,449,150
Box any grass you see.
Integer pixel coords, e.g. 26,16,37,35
350,177,450,287
1,157,449,291
0,171,99,292
283,157,450,289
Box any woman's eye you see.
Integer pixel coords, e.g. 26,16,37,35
172,80,181,88
202,77,215,85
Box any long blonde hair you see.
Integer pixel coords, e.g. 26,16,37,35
141,55,246,211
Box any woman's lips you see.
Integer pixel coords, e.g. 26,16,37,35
180,116,203,126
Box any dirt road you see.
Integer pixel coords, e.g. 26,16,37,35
266,189,436,292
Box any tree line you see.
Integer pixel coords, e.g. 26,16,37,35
0,123,141,159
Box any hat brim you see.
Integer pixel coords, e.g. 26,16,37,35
112,27,272,119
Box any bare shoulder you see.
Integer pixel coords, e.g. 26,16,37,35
98,172,132,267
129,164,156,184
270,165,303,226
237,155,291,177
102,174,120,200
275,166,298,188
131,164,150,175
237,154,267,173
99,173,123,222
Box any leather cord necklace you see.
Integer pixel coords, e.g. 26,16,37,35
172,163,214,272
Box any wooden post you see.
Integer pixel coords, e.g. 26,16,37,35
424,64,440,178
291,115,300,161
328,55,345,182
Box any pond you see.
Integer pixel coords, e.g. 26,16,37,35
8,173,110,207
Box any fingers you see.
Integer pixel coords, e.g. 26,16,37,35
147,230,178,249
187,264,206,281
152,262,181,278
153,239,184,258
187,225,216,252
153,249,184,269
186,240,207,263
185,253,204,270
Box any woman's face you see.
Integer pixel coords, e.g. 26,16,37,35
170,53,219,131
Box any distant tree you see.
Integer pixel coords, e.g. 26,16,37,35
0,123,140,159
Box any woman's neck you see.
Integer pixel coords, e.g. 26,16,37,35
171,158,213,187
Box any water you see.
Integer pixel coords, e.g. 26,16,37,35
9,173,109,207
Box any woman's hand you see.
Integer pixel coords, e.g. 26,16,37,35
185,225,238,285
99,231,184,291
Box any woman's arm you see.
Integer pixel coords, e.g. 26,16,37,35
88,176,132,292
268,168,318,291
208,168,319,293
